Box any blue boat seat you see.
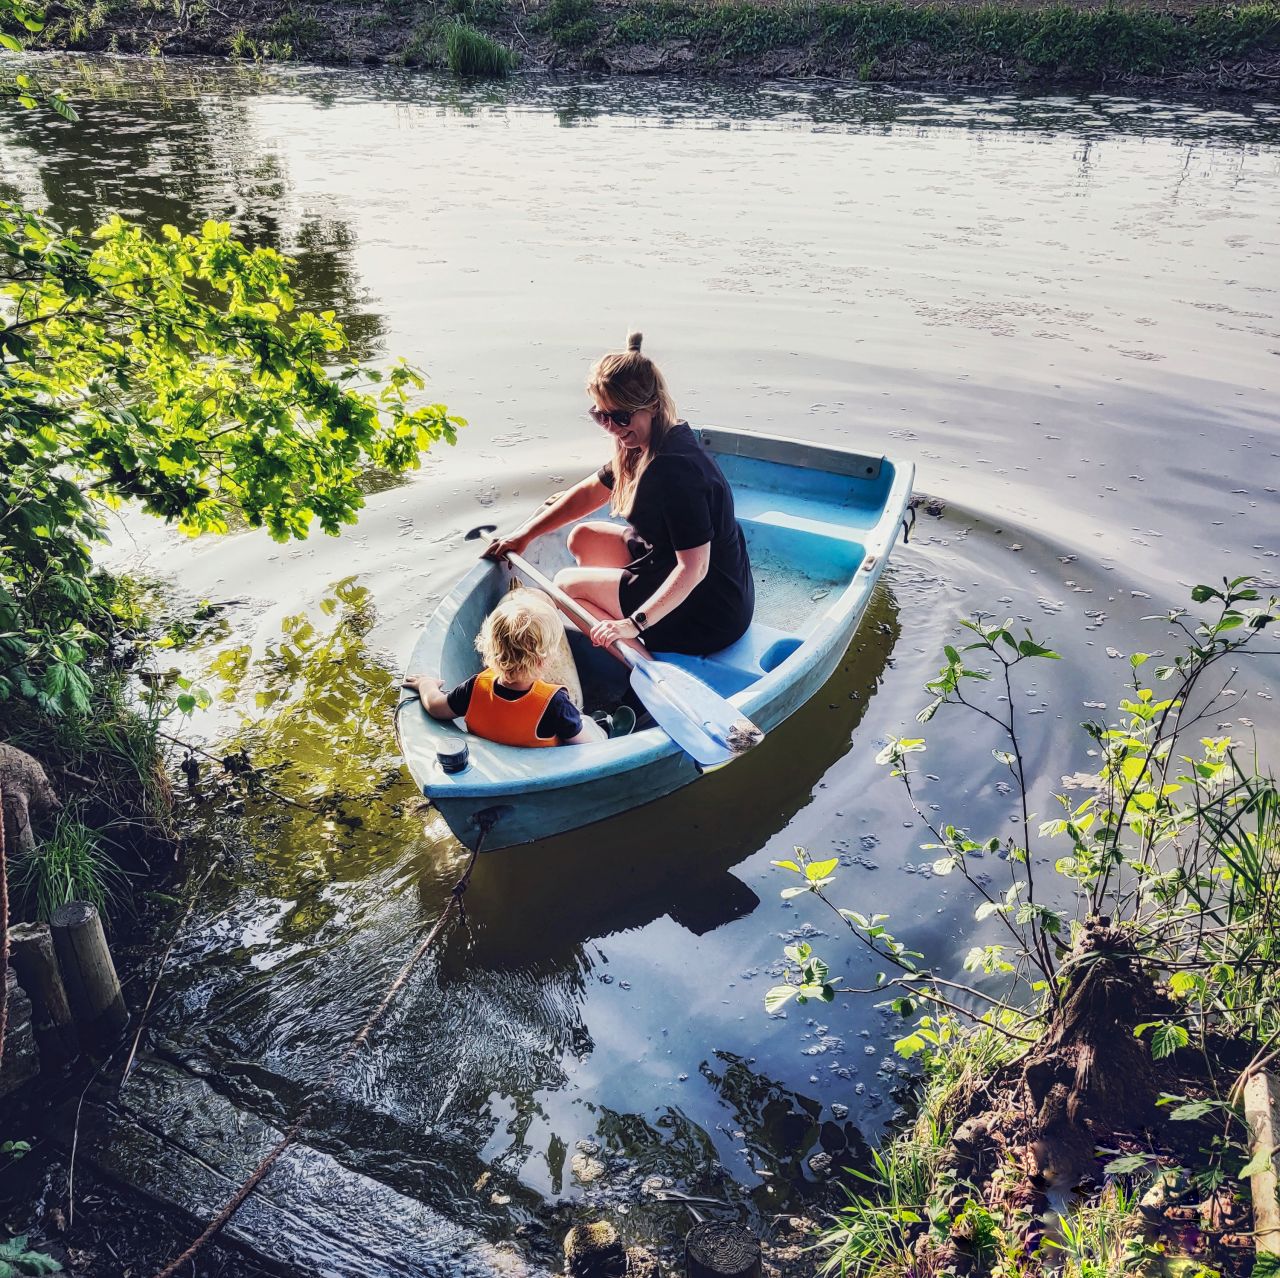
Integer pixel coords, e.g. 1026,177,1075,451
660,622,802,698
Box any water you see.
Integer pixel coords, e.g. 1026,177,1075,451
2,58,1278,1269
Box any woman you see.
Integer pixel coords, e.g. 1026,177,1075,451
486,332,754,656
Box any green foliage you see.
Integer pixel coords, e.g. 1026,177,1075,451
0,0,77,116
445,0,505,27
11,803,128,920
586,0,1280,77
819,1025,1023,1276
445,21,515,74
772,578,1279,1277
1041,1182,1157,1278
0,204,463,717
265,6,327,51
0,1237,61,1277
536,0,598,47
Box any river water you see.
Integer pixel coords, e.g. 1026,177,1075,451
2,58,1279,1271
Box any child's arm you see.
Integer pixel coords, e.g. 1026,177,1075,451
402,675,458,721
562,716,606,746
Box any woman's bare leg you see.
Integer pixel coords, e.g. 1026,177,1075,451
553,566,650,664
567,521,632,569
554,566,625,619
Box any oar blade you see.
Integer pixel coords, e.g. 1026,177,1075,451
629,660,764,768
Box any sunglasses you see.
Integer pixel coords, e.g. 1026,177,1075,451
588,406,634,430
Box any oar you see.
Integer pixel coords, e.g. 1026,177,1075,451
503,551,764,769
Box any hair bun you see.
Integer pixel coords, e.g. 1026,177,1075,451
626,330,643,353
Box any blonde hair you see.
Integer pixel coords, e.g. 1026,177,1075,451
587,330,679,517
477,592,556,682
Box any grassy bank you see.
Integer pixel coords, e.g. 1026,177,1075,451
27,0,1280,90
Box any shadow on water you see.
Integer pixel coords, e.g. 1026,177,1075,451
443,585,901,972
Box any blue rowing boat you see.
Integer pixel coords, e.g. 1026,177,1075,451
399,427,915,851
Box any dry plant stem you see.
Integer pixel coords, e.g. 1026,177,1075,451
156,730,317,815
120,858,222,1087
811,888,1035,1036
896,759,1051,989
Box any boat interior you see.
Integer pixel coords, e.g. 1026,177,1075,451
437,441,899,711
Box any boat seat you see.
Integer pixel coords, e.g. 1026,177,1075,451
737,511,867,581
660,621,802,698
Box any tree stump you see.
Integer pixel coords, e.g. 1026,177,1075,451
686,1222,762,1278
9,921,76,1064
51,901,127,1049
0,968,39,1096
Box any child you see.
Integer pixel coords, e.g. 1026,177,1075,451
404,590,607,747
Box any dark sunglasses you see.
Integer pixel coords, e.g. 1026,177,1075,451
588,406,634,430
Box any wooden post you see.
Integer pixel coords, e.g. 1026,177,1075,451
9,921,76,1064
51,901,127,1049
1244,1071,1280,1260
686,1222,763,1278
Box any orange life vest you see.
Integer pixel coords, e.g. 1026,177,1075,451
465,670,564,748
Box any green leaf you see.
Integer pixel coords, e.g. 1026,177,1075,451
0,1237,62,1274
805,858,838,881
0,32,22,50
1104,1152,1155,1175
764,985,797,1014
1149,1022,1190,1059
1190,584,1219,603
770,860,802,874
1168,1100,1216,1121
1241,1148,1274,1179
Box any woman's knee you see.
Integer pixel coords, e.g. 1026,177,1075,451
567,521,628,567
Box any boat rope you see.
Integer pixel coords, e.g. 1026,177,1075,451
149,811,498,1278
901,505,917,544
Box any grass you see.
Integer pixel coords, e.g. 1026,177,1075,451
12,804,129,921
445,20,516,72
820,1025,1027,1277
544,0,1280,74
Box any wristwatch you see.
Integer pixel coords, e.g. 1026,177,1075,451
629,610,648,632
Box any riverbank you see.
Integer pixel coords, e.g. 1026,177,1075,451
29,0,1280,92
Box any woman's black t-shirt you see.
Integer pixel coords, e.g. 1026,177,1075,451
597,422,754,655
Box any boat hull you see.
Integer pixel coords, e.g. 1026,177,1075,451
400,426,914,851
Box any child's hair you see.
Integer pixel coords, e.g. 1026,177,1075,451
476,592,557,681
587,330,679,517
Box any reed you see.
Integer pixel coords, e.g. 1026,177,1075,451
445,21,516,75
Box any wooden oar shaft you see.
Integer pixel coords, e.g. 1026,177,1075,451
504,552,640,669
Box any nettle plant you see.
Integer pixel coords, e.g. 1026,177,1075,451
767,577,1280,1076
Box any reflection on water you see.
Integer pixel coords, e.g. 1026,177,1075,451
3,56,1276,1268
159,576,903,1256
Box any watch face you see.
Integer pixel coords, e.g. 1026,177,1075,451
633,611,647,628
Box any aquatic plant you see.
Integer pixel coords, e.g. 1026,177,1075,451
445,21,516,74
769,577,1280,1275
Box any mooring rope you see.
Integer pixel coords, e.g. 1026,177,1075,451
150,820,491,1278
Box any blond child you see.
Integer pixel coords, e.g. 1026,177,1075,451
404,591,605,747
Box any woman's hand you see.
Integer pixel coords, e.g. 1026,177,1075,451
590,617,640,648
483,531,531,562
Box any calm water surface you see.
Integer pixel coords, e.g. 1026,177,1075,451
2,59,1278,1269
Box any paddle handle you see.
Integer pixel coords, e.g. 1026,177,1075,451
504,552,641,669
